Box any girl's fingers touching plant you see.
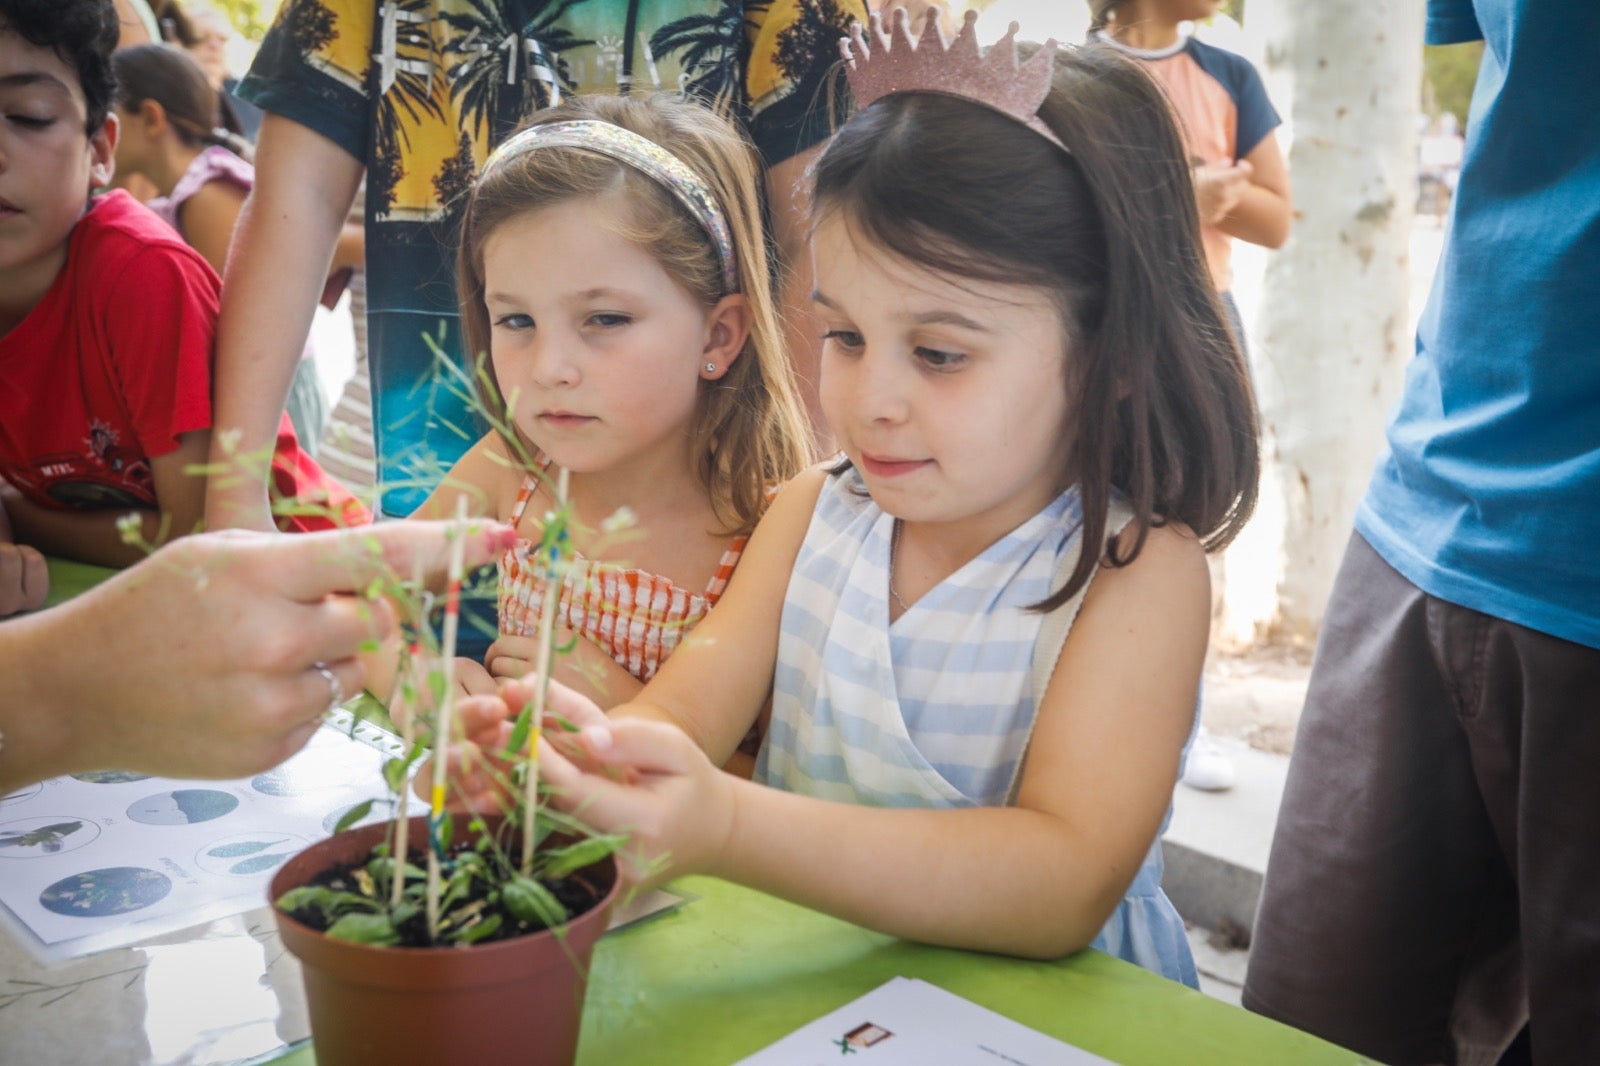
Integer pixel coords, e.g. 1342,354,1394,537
413,740,501,812
485,633,537,679
456,693,511,748
500,674,609,734
538,720,735,889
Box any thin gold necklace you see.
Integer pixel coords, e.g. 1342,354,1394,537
889,518,911,612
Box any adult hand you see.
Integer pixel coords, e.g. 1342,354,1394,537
1194,160,1253,226
0,519,514,790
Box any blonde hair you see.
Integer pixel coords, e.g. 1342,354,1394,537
457,94,813,534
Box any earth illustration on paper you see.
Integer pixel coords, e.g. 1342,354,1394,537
39,866,173,917
126,789,241,825
71,770,151,785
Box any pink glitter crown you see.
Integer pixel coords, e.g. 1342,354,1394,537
840,7,1065,151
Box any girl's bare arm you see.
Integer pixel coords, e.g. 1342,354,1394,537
1218,133,1292,249
605,465,828,760
547,520,1209,958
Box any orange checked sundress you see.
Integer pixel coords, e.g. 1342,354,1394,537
497,474,748,684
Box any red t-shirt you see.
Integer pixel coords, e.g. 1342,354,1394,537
0,191,367,531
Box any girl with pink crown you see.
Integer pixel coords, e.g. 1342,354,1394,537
461,10,1259,983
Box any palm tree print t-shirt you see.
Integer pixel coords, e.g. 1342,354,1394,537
240,0,863,518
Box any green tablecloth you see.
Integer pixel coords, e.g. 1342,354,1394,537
43,556,117,608
272,876,1374,1066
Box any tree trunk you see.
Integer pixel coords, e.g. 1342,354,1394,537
1218,0,1424,646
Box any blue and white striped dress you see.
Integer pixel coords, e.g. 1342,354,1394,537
755,467,1198,986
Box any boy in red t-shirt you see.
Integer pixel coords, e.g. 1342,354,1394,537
0,0,367,617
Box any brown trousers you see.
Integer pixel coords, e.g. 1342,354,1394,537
1243,534,1600,1066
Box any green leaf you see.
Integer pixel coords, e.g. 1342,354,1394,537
334,799,377,835
381,757,410,796
365,855,395,885
275,886,384,921
449,912,503,945
537,835,627,880
439,868,475,913
325,912,402,946
499,876,568,929
274,885,331,914
503,705,534,758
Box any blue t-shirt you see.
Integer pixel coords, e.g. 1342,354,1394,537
1355,0,1600,648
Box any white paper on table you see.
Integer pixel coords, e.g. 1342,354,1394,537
0,708,423,965
735,976,1118,1066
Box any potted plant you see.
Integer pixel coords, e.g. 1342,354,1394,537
267,472,627,1066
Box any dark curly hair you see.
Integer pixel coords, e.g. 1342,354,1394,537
0,0,120,132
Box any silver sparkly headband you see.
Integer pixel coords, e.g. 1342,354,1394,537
481,119,740,293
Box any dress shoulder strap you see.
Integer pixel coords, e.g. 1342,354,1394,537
1005,497,1139,805
507,473,540,525
507,455,557,526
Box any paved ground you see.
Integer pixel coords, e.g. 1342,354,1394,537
1190,920,1248,1006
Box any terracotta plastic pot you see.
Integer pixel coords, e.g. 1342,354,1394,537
269,814,618,1066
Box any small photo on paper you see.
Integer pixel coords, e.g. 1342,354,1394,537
844,1022,893,1048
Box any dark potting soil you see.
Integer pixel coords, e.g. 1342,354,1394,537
285,845,608,948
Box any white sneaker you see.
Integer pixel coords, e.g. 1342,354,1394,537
1181,731,1236,792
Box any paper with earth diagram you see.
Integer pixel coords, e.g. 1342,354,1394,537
0,709,422,965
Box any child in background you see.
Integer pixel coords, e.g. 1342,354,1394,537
111,43,334,458
484,12,1259,982
381,94,812,747
1089,0,1290,331
0,0,364,610
110,45,249,270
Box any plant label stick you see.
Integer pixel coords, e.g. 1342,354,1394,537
392,554,427,911
426,497,471,939
523,466,569,876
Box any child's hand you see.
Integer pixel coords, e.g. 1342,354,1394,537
500,672,609,735
485,632,542,680
407,676,517,812
539,718,736,891
1194,160,1253,225
0,492,47,618
0,541,48,617
390,656,498,734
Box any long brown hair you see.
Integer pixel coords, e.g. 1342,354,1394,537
812,43,1258,608
112,43,247,156
456,93,813,535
